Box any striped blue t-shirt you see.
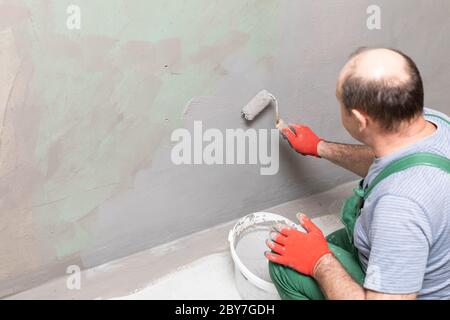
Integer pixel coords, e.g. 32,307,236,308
354,108,450,299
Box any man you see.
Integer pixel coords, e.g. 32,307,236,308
265,47,450,300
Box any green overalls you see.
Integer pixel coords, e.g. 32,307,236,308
269,115,450,300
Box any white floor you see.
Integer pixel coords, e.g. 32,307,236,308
113,252,241,300
112,214,343,300
7,181,354,300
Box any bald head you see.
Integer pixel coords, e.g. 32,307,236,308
340,48,410,86
337,47,424,132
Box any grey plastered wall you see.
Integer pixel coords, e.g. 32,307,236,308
1,0,449,296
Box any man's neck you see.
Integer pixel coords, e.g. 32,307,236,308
369,117,437,158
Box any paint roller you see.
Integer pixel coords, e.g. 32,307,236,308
241,90,291,131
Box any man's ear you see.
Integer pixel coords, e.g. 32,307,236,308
351,109,368,132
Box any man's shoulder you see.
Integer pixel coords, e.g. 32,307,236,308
366,156,448,205
368,152,450,201
368,166,449,224
375,165,449,196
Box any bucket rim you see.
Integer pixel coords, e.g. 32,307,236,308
228,212,297,294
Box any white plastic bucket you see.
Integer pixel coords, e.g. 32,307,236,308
228,212,300,300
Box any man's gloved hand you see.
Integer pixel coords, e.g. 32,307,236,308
281,124,322,157
265,214,332,277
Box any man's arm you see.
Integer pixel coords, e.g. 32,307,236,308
317,141,374,177
313,254,417,300
281,125,374,177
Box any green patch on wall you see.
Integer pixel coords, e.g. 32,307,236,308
24,0,280,259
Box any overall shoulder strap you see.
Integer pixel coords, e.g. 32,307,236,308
365,152,450,199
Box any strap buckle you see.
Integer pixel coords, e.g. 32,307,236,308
353,187,365,198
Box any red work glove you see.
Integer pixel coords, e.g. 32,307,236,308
281,124,322,157
265,214,332,277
